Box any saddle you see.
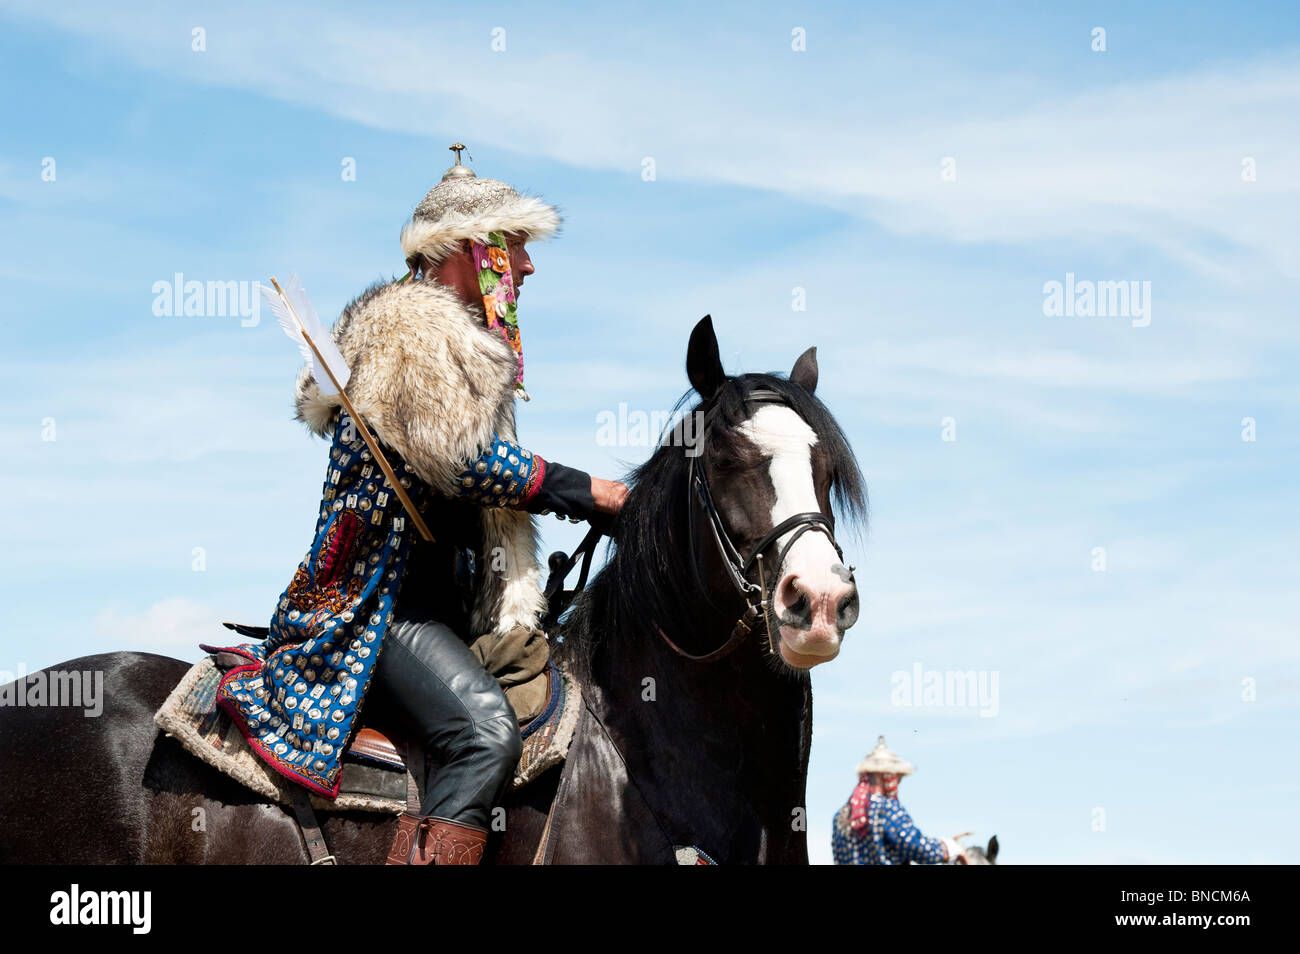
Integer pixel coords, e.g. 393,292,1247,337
153,532,602,861
339,657,572,788
154,646,582,822
347,727,408,770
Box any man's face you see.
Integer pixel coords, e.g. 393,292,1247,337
504,233,534,295
430,232,534,308
864,772,900,796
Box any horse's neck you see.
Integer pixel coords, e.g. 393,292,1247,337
582,621,812,860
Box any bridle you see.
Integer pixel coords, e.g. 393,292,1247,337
542,387,851,664
660,388,847,663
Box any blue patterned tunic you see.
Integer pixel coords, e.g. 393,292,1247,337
831,793,950,865
206,400,564,797
208,411,434,796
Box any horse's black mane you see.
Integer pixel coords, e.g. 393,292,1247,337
558,371,867,679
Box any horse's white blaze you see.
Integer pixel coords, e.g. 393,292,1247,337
736,405,824,557
736,405,852,664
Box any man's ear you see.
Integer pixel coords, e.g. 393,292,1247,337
419,252,446,279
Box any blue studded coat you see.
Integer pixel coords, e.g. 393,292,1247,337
208,278,597,797
831,793,950,865
211,406,597,797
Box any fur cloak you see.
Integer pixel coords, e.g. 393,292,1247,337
293,277,547,638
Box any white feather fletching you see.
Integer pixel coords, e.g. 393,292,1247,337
260,273,351,396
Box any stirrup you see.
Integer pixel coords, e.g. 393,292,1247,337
385,811,428,866
385,813,488,865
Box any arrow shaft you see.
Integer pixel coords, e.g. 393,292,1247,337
270,277,435,544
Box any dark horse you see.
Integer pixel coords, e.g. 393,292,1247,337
0,317,866,864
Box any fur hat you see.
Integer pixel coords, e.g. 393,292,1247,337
400,145,561,268
856,736,916,777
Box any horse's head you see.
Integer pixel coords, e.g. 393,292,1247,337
562,316,866,680
680,316,866,670
961,835,1000,865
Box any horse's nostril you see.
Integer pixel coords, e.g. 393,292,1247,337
836,590,860,628
778,576,814,625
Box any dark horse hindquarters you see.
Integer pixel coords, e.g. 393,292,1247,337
0,652,397,865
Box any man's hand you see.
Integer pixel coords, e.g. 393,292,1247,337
943,835,970,865
591,477,628,515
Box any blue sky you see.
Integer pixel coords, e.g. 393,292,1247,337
1,1,1297,864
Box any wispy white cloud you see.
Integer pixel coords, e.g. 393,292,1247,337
5,2,1297,277
93,596,219,661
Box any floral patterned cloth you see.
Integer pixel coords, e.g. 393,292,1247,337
473,230,526,395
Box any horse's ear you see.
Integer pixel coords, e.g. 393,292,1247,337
987,835,999,862
790,346,818,394
686,315,726,400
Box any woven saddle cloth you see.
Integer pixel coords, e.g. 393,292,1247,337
154,652,582,814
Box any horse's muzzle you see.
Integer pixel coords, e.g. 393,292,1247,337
772,556,858,668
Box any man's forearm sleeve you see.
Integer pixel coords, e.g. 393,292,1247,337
451,434,595,520
523,459,596,521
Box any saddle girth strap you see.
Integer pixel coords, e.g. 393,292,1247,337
289,789,336,865
404,739,425,814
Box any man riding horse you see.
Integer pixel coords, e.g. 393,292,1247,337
832,736,969,865
209,145,627,865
